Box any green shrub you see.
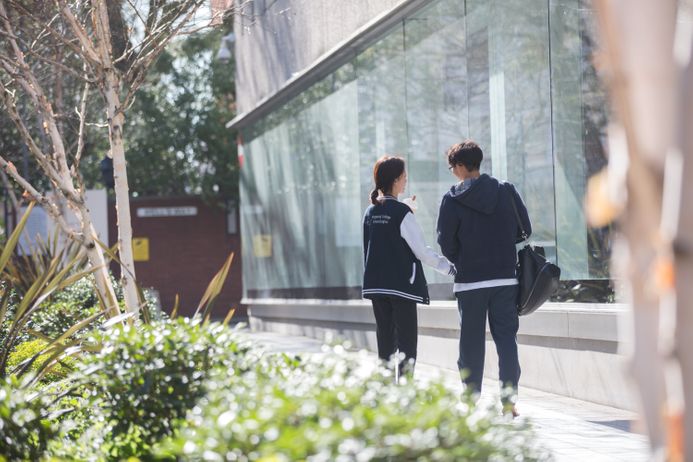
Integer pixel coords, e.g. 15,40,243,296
24,275,163,343
7,339,74,383
57,318,254,459
0,214,99,379
158,347,550,461
50,275,100,310
0,286,16,342
92,319,217,436
41,319,547,461
0,377,56,461
24,301,100,341
42,380,104,461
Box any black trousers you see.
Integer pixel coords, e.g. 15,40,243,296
371,296,418,376
456,285,520,396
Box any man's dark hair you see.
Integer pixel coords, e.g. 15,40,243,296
447,140,483,171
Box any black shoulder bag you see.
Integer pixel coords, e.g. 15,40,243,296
508,187,561,316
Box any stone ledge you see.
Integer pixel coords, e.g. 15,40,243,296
245,298,626,343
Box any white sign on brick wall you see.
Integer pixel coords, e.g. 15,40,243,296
136,207,198,218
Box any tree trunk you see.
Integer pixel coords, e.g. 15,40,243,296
592,0,678,457
620,233,667,451
104,71,140,315
672,39,693,458
79,210,120,318
91,0,140,316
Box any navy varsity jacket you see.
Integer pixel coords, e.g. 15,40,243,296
362,198,430,304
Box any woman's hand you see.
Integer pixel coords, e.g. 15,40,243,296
402,195,418,212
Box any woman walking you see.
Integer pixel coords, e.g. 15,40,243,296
362,155,456,378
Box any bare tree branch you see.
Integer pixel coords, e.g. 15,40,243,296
55,0,102,67
0,1,83,203
123,0,205,109
22,47,96,83
125,0,147,31
0,50,19,74
172,21,214,37
0,81,63,181
114,3,182,66
0,86,84,210
0,154,82,243
0,169,19,213
5,3,93,67
30,12,60,48
145,0,162,38
0,0,26,64
73,69,90,171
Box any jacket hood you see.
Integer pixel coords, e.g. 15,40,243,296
446,173,499,215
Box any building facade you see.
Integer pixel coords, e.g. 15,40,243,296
229,0,630,408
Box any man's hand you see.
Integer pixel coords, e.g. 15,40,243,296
448,263,457,276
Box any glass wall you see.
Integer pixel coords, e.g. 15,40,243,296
240,66,361,297
550,0,611,280
240,0,612,300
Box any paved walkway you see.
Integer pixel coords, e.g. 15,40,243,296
246,330,650,462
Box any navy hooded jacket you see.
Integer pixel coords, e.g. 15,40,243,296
436,174,532,284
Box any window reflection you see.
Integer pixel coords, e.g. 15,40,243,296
240,0,613,301
550,0,611,280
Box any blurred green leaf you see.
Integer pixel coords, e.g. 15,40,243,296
193,251,234,321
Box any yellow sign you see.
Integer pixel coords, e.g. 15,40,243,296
133,237,150,262
252,234,272,258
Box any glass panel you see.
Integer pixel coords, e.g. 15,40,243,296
239,0,613,301
404,0,556,290
550,0,611,279
240,66,360,295
356,26,408,213
402,0,467,294
475,0,556,261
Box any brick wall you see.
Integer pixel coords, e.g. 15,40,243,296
108,196,244,319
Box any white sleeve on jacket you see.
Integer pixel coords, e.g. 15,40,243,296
400,211,453,275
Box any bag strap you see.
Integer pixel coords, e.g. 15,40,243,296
507,183,528,241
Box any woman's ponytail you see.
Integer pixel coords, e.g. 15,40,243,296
370,188,380,205
370,155,405,205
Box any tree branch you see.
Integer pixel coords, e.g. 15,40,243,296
4,3,94,67
123,0,205,108
0,154,83,243
124,0,147,31
0,0,26,65
0,80,81,204
30,12,60,48
0,82,60,178
114,3,180,66
22,47,96,84
55,0,102,67
0,169,19,213
73,70,89,171
0,2,83,203
145,0,162,37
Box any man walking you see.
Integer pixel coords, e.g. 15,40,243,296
436,140,532,415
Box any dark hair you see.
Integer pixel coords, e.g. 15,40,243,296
370,155,405,205
447,140,483,171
